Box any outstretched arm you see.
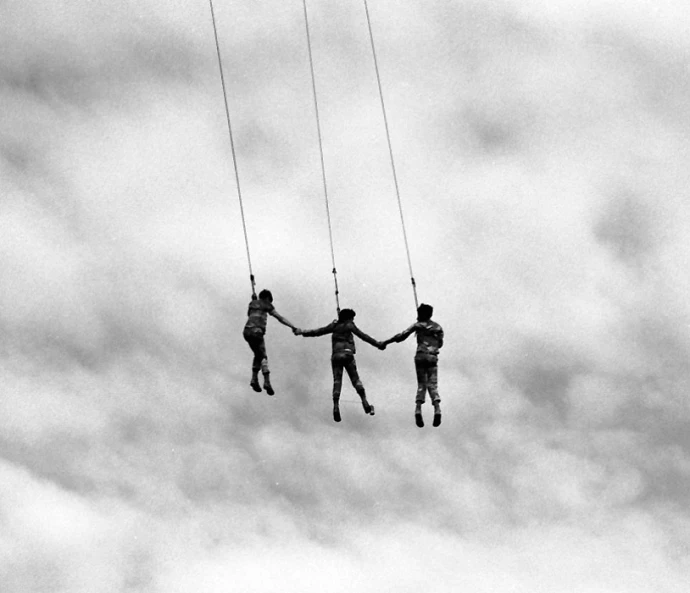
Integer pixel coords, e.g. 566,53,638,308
352,324,386,350
382,323,417,346
299,321,336,338
270,309,296,330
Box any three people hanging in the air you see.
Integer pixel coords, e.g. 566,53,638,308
243,290,444,427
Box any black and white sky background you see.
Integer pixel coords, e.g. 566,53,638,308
2,0,690,591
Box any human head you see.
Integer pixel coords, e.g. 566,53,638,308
417,303,433,321
258,289,273,302
338,308,356,322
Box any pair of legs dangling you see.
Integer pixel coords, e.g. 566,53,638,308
243,328,274,396
415,355,441,428
331,352,374,422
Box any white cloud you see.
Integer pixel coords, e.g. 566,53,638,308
2,0,690,591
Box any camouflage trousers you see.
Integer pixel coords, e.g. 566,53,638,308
415,354,440,404
243,327,269,374
331,351,365,402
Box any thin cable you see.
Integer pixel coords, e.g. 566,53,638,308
208,0,256,298
302,0,340,314
363,0,418,310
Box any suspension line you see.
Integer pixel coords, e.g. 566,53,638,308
302,0,341,314
362,0,418,310
208,0,257,298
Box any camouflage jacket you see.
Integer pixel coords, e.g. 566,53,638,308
244,298,275,332
390,320,444,357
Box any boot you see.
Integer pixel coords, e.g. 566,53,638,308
263,373,274,396
333,402,341,422
250,372,261,392
361,397,375,416
415,404,424,428
433,402,442,427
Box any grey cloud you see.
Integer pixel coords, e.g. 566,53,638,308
0,140,43,178
501,337,590,423
594,28,690,126
594,190,661,266
3,0,690,590
0,10,203,107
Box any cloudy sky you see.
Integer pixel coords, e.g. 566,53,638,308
2,0,690,591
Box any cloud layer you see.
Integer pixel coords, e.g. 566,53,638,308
2,0,690,591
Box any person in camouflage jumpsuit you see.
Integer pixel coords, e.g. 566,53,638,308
243,289,297,395
383,303,444,427
294,308,385,422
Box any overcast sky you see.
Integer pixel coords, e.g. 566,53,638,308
2,0,690,591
